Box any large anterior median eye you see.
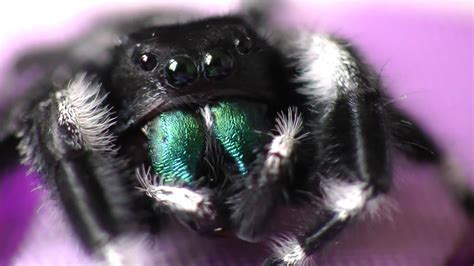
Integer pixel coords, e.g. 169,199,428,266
165,55,198,87
203,49,233,80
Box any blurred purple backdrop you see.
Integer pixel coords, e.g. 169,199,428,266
0,2,472,265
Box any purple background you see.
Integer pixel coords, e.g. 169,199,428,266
1,2,473,265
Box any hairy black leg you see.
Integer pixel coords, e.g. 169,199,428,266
227,108,306,241
18,75,135,264
264,181,375,265
388,107,474,216
264,34,391,265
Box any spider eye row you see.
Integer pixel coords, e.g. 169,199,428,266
137,49,235,87
136,37,253,87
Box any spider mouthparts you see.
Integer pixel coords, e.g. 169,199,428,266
142,100,272,186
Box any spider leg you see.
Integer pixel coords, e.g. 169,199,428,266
249,108,306,189
227,108,306,241
388,107,474,216
18,74,136,264
263,33,391,265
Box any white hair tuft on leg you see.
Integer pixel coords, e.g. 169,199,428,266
259,107,307,183
270,235,314,266
135,167,216,220
288,32,362,104
321,178,396,221
56,73,117,152
273,107,306,140
99,235,153,266
321,179,371,218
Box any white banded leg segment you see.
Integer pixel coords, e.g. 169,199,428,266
290,33,364,105
136,168,216,220
321,179,372,219
321,179,396,221
264,32,390,266
268,236,312,266
17,74,132,256
229,108,306,242
98,235,153,266
265,181,375,265
253,107,306,188
288,32,391,192
55,73,116,152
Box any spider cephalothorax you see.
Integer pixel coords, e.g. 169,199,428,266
0,2,472,266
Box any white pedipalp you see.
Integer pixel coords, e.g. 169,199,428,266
263,108,307,178
135,167,216,220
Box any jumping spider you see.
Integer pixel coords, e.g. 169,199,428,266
1,2,472,265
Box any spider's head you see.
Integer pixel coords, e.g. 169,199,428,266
105,15,294,194
104,16,292,233
107,16,287,130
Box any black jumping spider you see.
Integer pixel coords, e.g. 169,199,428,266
0,2,472,265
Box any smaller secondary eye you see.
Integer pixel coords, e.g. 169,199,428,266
233,36,253,55
203,49,233,80
165,55,198,87
137,52,158,71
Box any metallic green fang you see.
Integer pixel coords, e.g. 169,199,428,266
147,110,204,184
211,102,265,176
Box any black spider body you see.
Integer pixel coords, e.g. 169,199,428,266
1,4,472,266
108,16,288,131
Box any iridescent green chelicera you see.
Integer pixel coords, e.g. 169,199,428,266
211,101,266,176
147,101,267,184
147,110,204,184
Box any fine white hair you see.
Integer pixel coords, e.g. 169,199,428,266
289,32,361,104
264,108,306,176
136,167,215,220
321,178,397,220
199,105,214,130
56,73,116,152
270,235,314,266
100,235,153,266
321,179,371,219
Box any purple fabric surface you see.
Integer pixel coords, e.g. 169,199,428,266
0,167,39,265
1,3,473,266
